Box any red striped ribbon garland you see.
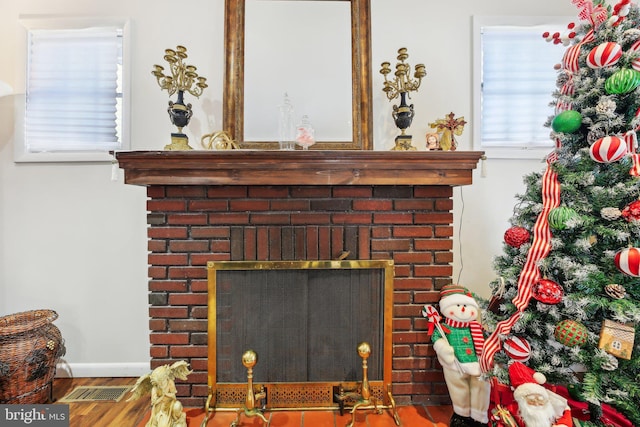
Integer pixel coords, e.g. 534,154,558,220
481,24,606,373
562,29,594,73
629,153,640,177
556,77,573,114
483,27,594,372
480,155,561,373
557,30,595,113
624,131,640,176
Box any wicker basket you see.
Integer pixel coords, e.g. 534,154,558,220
0,309,65,404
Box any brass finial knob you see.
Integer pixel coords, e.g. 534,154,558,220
357,342,371,359
242,350,257,368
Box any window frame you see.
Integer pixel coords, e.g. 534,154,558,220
14,16,131,163
472,15,571,160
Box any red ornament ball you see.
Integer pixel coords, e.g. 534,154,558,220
503,336,531,362
614,247,640,277
504,226,530,248
532,279,564,304
621,200,640,222
589,136,627,163
554,319,588,347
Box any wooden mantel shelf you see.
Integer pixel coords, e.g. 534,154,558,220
115,150,484,186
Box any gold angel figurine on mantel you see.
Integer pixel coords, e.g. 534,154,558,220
128,360,192,427
429,112,467,151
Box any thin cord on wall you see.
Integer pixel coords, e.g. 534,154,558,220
456,187,464,285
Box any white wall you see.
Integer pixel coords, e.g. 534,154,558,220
0,0,575,376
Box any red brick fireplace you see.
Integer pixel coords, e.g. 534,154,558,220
116,150,483,408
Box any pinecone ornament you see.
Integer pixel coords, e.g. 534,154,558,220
602,352,619,371
588,127,607,144
601,207,622,220
596,98,617,117
622,28,640,44
605,283,627,299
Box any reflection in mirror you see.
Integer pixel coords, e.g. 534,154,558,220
244,1,352,143
224,0,372,150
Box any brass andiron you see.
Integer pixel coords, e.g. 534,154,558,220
380,48,426,151
152,45,208,150
200,391,215,427
230,350,269,427
334,342,400,427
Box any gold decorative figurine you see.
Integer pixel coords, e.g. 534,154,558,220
429,112,467,151
380,48,426,151
152,46,208,150
200,130,239,150
128,360,192,427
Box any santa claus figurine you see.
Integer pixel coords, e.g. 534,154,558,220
430,284,490,426
507,362,573,427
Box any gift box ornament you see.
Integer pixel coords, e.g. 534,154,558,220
598,319,635,360
491,404,517,427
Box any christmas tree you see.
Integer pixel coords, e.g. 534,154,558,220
481,1,640,426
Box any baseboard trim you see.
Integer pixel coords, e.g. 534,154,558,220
55,362,150,378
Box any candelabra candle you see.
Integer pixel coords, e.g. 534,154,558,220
151,45,208,150
380,48,426,151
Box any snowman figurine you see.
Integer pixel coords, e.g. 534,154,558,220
428,284,490,427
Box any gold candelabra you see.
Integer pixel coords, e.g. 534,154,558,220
380,48,426,150
152,45,208,98
380,48,426,101
152,45,208,150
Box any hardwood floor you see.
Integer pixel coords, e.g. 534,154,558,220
51,377,454,427
52,377,148,427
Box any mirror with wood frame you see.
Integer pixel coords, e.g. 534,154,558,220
224,0,373,150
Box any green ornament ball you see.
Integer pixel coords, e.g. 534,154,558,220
548,206,578,230
554,319,588,347
605,68,640,94
551,110,582,133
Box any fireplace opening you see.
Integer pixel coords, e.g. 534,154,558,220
206,260,394,409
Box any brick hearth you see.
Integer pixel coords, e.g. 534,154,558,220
116,150,483,408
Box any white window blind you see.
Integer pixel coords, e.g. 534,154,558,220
25,27,122,153
473,17,568,159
